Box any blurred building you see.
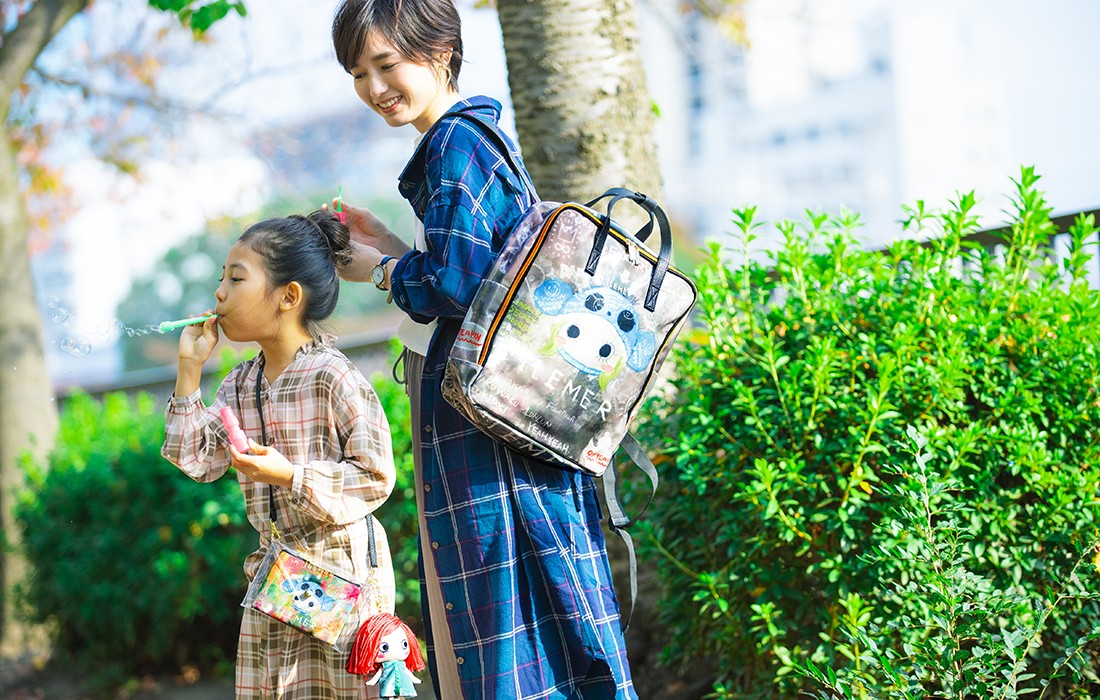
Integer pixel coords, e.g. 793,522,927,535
639,0,1100,252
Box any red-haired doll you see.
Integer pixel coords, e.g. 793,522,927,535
346,613,425,698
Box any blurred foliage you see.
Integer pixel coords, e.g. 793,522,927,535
16,343,420,689
147,0,247,34
15,390,252,689
635,167,1100,697
6,0,248,252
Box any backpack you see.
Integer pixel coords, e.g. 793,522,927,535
435,110,698,625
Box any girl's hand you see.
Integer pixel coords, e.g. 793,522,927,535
174,313,218,397
177,312,219,365
230,439,295,488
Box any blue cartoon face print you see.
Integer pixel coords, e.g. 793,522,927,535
282,576,337,615
533,278,656,389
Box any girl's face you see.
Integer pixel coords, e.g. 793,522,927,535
214,242,280,344
350,30,456,133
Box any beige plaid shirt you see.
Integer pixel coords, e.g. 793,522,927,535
162,337,396,595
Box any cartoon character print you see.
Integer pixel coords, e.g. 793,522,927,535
533,279,656,390
282,575,337,616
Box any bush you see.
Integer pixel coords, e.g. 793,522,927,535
636,167,1100,697
15,390,253,685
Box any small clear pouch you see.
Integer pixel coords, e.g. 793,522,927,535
242,537,367,648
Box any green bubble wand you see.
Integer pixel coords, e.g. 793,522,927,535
157,313,218,333
334,186,346,224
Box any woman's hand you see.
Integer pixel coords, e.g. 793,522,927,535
341,240,385,283
174,313,218,396
231,439,295,488
325,197,411,257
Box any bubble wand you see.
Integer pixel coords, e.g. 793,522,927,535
157,313,217,333
334,186,346,224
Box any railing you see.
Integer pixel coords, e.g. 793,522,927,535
54,325,398,406
893,206,1100,285
55,206,1100,404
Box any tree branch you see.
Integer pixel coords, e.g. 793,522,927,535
0,0,89,118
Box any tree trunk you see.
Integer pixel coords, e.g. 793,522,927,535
496,0,664,210
0,0,90,657
0,119,57,659
495,2,676,695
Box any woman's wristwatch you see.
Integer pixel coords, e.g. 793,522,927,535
371,255,395,290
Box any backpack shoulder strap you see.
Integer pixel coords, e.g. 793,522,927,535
437,110,539,201
600,432,658,632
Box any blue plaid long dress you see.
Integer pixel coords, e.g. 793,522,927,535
387,96,637,700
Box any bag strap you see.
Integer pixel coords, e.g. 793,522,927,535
254,360,378,567
434,109,540,200
601,432,658,632
436,112,674,312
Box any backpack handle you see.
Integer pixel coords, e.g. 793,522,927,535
584,188,674,312
432,112,675,312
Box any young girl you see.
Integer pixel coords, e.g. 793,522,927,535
161,209,397,699
330,1,637,698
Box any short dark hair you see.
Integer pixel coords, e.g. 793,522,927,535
238,209,352,337
332,0,463,91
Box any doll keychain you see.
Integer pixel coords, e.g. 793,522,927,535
346,613,425,698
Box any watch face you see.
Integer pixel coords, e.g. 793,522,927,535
371,264,385,286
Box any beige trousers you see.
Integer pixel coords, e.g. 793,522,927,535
406,351,463,699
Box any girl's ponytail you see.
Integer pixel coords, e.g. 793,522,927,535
305,210,353,270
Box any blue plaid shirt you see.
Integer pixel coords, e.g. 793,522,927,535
389,96,637,699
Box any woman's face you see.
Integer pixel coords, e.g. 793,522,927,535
350,30,455,134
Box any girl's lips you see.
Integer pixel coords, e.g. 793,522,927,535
378,96,401,112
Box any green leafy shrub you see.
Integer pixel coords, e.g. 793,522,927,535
16,390,253,684
636,167,1100,697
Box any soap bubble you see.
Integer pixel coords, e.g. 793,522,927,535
50,307,75,328
46,296,62,309
60,336,92,357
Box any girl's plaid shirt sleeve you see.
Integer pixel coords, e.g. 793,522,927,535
162,346,396,530
161,366,242,482
286,357,395,525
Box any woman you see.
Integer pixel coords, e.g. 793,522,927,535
330,0,637,697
